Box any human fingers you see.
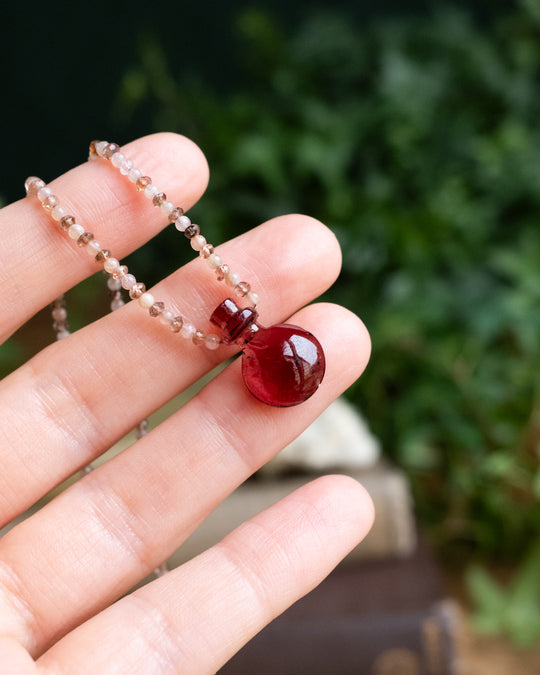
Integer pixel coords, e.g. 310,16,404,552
0,215,342,527
0,304,370,656
37,475,374,674
0,133,208,342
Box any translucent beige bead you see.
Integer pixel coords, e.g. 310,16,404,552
235,281,251,297
180,321,196,339
138,292,155,309
207,253,222,270
226,271,241,287
95,141,108,156
25,176,45,196
128,167,142,183
60,215,75,231
205,334,221,350
112,264,128,280
129,283,146,300
101,142,118,159
144,184,159,199
136,176,152,191
152,192,167,207
246,291,259,307
86,240,102,256
192,330,205,346
103,257,120,274
175,214,191,232
42,195,58,211
68,223,85,240
95,249,111,263
121,273,137,290
190,234,206,252
201,244,215,259
149,301,165,317
37,186,53,202
77,232,94,247
52,306,67,322
160,200,175,217
159,309,174,326
170,316,183,333
51,205,67,221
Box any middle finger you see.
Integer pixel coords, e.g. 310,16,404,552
0,215,342,527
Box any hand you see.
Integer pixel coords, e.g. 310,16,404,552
0,133,373,674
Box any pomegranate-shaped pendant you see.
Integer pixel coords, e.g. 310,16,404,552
210,298,326,407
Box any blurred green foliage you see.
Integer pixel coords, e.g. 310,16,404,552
115,1,540,567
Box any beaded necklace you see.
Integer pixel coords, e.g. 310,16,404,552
25,140,326,407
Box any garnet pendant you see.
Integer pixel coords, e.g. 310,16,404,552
210,298,326,407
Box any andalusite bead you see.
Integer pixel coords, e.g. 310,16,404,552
210,298,325,407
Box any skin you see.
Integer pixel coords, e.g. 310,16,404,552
0,133,374,674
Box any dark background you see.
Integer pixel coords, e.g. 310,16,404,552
2,0,506,204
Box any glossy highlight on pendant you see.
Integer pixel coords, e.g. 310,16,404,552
210,298,326,407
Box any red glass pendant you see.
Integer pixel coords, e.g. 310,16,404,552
210,298,326,407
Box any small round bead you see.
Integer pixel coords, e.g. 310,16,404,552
128,167,142,183
37,186,52,202
226,271,241,287
102,142,120,159
169,206,183,222
86,240,102,256
129,282,146,299
170,316,183,333
95,141,108,157
95,249,111,263
149,301,165,318
184,223,200,239
111,296,125,311
103,257,120,273
77,232,94,247
216,264,229,281
235,281,251,297
89,140,99,157
190,234,207,251
136,176,152,191
121,273,137,290
25,176,45,196
144,184,159,199
138,292,155,309
160,200,175,217
174,215,191,232
51,205,67,221
207,253,222,270
56,329,70,340
180,321,196,339
107,277,122,291
201,244,215,259
68,223,85,240
111,152,125,168
159,309,174,326
205,333,221,350
112,264,128,280
192,330,205,346
246,291,259,307
152,192,167,207
60,215,76,231
119,158,133,175
52,306,67,322
42,195,58,211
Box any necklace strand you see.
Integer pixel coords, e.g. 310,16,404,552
25,140,258,350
